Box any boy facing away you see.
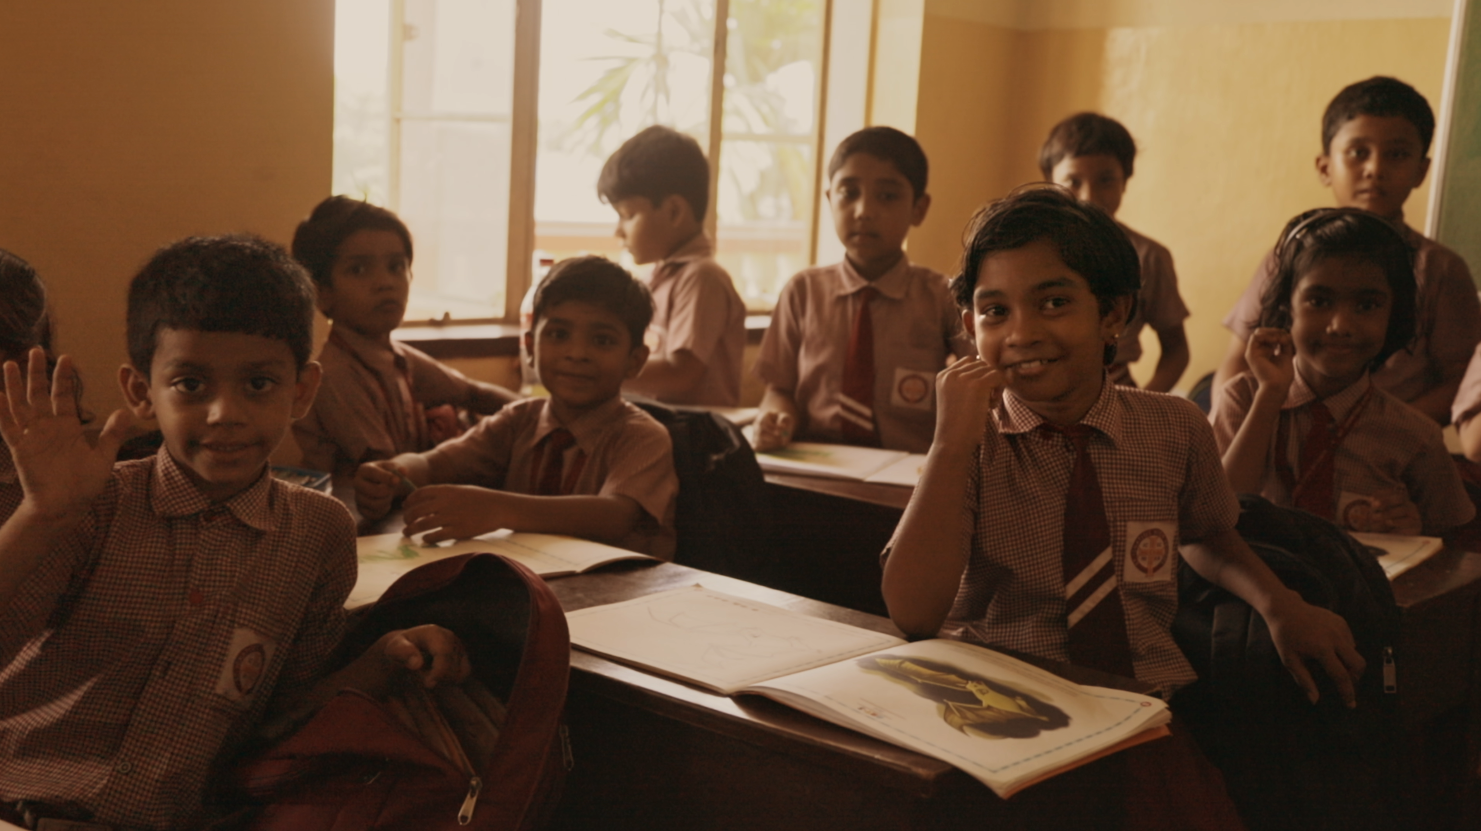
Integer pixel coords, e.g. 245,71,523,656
601,126,747,407
881,187,1360,707
0,236,465,830
355,256,679,559
1041,112,1191,392
754,127,974,453
291,196,520,482
1215,76,1481,423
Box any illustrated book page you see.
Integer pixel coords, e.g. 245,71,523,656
565,585,907,695
349,531,655,607
1351,532,1444,579
740,638,1171,798
862,454,928,487
752,440,908,481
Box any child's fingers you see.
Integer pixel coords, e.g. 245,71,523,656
25,348,49,410
1316,649,1359,708
49,355,78,419
1,359,28,425
1283,656,1320,705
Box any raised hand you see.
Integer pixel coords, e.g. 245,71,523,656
0,350,130,520
933,356,1004,450
402,485,510,543
1245,327,1295,396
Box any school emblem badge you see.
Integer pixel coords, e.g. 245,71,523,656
1338,492,1374,532
1123,521,1175,583
215,627,277,703
891,367,934,410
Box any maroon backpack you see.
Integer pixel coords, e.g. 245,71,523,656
234,553,571,830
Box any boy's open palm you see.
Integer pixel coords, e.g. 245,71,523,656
1246,328,1295,393
934,357,1003,449
0,350,130,519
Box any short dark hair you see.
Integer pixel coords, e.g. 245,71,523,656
1257,208,1417,371
952,185,1140,363
291,196,414,288
1322,76,1435,155
127,235,317,376
1038,112,1138,180
0,249,52,364
598,126,711,222
827,127,928,199
532,256,653,349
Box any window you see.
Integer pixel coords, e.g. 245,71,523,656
334,0,838,322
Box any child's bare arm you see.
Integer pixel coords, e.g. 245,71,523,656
466,380,521,415
1220,329,1294,493
1144,323,1190,393
627,350,707,400
754,385,800,451
882,357,1003,637
0,351,130,606
402,486,643,545
1182,526,1364,707
354,453,431,519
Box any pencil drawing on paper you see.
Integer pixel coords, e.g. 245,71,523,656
648,605,820,669
859,655,1071,739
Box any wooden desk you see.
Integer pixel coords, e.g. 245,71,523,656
548,560,1166,831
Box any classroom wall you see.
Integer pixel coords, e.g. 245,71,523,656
0,1,336,415
884,0,1452,391
1432,0,1481,273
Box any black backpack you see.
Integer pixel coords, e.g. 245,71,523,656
630,400,771,579
1172,495,1401,831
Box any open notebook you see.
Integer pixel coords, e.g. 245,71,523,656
349,532,653,608
1350,532,1445,579
754,441,925,486
566,585,1170,798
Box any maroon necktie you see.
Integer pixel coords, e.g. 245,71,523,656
1295,402,1336,518
1043,423,1135,679
533,428,577,496
839,286,881,446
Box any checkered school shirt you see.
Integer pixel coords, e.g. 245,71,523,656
937,381,1239,694
0,449,356,830
1212,370,1474,536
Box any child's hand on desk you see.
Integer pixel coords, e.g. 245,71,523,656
1264,594,1366,708
934,356,1003,450
355,460,412,520
0,350,130,520
1367,489,1422,536
402,485,510,543
345,624,472,695
753,409,795,452
1245,328,1295,395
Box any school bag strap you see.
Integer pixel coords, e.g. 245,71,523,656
231,553,571,831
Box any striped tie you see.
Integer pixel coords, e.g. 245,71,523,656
1042,423,1135,679
839,286,881,446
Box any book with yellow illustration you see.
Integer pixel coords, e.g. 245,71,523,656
566,586,1170,798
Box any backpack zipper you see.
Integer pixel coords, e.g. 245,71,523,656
560,724,574,771
1382,646,1397,694
458,776,483,825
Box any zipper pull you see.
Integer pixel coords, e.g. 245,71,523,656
458,776,483,825
1383,646,1397,694
560,724,574,771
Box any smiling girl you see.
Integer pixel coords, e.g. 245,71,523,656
1212,208,1472,536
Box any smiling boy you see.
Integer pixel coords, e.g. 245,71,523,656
1215,77,1480,422
882,187,1361,709
600,126,746,407
291,196,519,483
754,127,974,453
354,256,678,559
0,236,465,830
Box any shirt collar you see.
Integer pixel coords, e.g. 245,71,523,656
656,233,713,270
996,373,1124,446
331,323,407,373
835,256,913,301
1283,369,1372,421
531,395,629,454
150,446,276,531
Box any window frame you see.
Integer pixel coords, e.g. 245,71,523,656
379,0,840,327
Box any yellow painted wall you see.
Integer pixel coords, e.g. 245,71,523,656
903,11,1451,391
0,1,336,415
